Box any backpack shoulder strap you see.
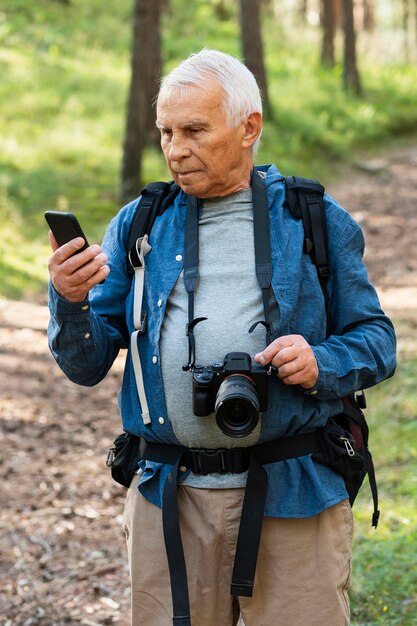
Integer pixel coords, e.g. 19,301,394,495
285,176,331,335
126,181,179,427
127,180,179,273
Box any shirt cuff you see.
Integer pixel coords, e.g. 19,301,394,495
306,345,338,400
48,281,91,320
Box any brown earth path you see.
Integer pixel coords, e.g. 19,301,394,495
1,143,416,625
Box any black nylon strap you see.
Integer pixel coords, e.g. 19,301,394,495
183,195,202,370
366,452,380,528
252,170,273,345
140,438,186,465
127,182,173,273
296,184,331,336
230,454,268,597
252,431,322,464
162,455,191,626
305,194,328,268
142,431,320,604
140,432,321,474
139,431,323,622
182,173,273,368
252,169,272,289
183,195,200,295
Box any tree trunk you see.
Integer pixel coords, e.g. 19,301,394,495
402,0,410,61
120,0,163,202
342,0,362,95
362,0,376,31
298,0,308,21
239,0,272,119
321,0,337,67
414,0,417,44
213,0,230,20
334,0,342,29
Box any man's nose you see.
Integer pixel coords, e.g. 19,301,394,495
168,134,190,161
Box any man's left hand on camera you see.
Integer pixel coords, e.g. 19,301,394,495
254,334,319,389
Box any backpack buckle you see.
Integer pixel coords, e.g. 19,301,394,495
128,235,151,271
137,311,147,335
189,448,228,475
187,448,250,475
304,238,314,254
318,266,330,280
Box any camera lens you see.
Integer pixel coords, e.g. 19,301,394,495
214,374,260,438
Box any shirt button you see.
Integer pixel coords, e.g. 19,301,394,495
175,254,183,262
310,390,318,395
81,305,89,311
157,299,163,307
84,333,91,339
152,356,158,364
158,417,165,425
179,466,187,473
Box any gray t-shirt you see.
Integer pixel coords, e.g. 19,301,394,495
160,188,269,487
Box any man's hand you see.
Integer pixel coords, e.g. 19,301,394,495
254,334,319,389
47,231,110,302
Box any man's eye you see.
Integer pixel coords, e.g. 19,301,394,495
160,129,172,138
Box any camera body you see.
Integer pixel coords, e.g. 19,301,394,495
192,352,272,438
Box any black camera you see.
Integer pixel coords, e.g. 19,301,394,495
192,352,273,438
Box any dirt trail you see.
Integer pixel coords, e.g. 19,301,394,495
1,144,417,625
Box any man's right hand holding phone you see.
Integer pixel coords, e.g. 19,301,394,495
48,232,110,302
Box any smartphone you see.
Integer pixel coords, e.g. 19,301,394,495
45,211,106,283
44,211,89,252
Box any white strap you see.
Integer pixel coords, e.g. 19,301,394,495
131,330,151,425
130,235,152,330
130,235,152,425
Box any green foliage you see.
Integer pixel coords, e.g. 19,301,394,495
1,0,417,299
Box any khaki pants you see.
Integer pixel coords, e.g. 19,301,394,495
123,475,353,626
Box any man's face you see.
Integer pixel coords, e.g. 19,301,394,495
156,80,256,198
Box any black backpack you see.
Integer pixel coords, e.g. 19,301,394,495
120,175,379,527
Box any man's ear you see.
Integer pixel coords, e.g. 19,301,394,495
242,112,263,149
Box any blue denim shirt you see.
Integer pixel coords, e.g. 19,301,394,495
48,164,396,518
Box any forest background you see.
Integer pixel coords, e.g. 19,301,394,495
1,0,417,624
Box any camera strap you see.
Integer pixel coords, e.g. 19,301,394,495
250,167,273,345
182,194,207,371
182,168,273,371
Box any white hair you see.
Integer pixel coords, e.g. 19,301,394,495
157,49,263,151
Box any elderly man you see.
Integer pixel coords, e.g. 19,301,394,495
47,50,396,626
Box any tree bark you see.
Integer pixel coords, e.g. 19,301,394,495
415,0,417,45
239,0,272,119
342,0,362,95
402,0,410,61
321,0,337,67
298,0,308,21
120,0,163,202
213,0,229,20
362,0,376,31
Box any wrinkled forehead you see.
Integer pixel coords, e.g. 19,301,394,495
157,78,227,114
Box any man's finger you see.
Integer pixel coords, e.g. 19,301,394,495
53,237,87,264
275,356,301,380
271,345,299,369
48,230,60,252
254,336,295,365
